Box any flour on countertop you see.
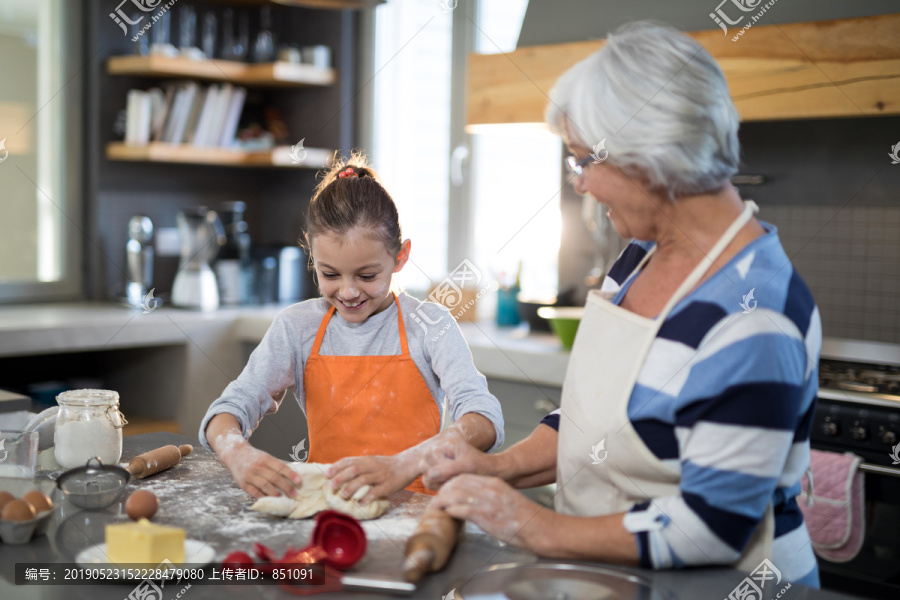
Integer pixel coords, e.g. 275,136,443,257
114,446,432,560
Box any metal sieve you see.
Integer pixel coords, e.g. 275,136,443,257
56,457,131,510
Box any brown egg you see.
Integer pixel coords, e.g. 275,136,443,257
23,490,53,513
1,499,36,522
125,490,159,521
0,491,15,511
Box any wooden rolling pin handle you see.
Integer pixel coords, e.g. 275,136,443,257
127,444,192,479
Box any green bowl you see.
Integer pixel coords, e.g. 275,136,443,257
537,306,584,349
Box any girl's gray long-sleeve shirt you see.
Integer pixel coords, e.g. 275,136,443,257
198,292,504,452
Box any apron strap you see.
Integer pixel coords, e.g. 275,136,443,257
309,305,336,357
393,293,411,357
626,200,759,322
657,200,758,320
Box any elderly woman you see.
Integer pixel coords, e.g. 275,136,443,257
422,22,820,587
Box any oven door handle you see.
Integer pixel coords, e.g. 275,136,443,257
859,463,900,478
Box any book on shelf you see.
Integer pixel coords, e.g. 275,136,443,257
182,86,207,145
219,87,247,148
170,82,199,145
125,90,151,145
125,80,248,149
204,83,233,148
147,87,167,141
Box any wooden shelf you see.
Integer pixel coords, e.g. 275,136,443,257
107,142,334,169
467,13,900,124
107,55,336,87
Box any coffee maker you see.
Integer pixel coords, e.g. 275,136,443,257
171,207,226,311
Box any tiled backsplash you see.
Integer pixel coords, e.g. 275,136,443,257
760,205,900,344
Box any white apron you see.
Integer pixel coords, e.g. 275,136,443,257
555,200,773,573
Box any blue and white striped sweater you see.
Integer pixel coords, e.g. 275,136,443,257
543,223,820,586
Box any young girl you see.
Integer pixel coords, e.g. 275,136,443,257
200,153,504,505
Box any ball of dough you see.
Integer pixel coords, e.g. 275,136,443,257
287,462,332,518
248,462,388,520
250,496,298,517
325,483,389,520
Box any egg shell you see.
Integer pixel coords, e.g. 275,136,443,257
0,491,15,510
23,490,53,513
125,490,159,521
1,499,36,522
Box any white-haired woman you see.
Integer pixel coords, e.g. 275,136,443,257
422,22,821,587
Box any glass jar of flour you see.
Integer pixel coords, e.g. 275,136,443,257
54,390,128,469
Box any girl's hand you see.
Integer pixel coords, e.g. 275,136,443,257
328,454,419,504
420,436,492,490
431,474,549,548
218,437,302,499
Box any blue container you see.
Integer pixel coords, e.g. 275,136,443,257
496,287,521,326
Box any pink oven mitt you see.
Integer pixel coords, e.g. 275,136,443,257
798,450,865,563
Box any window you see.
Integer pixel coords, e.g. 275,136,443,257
0,0,80,302
369,0,453,295
366,0,562,304
469,0,561,296
469,126,563,295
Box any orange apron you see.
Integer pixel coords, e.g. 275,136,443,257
304,293,441,495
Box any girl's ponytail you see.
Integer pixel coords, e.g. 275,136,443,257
303,151,402,258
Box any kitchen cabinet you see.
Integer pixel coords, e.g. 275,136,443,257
467,13,900,125
0,345,184,437
487,377,560,450
0,303,283,439
488,377,560,507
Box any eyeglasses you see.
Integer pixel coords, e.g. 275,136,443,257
565,154,594,177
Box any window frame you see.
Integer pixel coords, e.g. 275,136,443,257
357,0,477,276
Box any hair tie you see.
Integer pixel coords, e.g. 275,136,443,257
338,167,358,179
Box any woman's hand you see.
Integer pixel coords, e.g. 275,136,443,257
420,436,493,490
216,434,302,499
328,454,419,504
431,474,550,549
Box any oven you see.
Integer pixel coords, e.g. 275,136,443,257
810,340,900,599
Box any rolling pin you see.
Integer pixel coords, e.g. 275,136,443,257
402,506,463,583
126,444,192,479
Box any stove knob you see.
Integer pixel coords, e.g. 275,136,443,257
821,419,840,436
849,422,868,441
881,429,898,446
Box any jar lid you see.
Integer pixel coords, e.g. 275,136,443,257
56,389,120,407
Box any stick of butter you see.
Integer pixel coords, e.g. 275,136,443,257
106,518,185,564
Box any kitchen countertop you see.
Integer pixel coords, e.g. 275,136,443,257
4,302,898,388
456,322,570,387
0,302,573,386
0,433,862,600
0,302,287,358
